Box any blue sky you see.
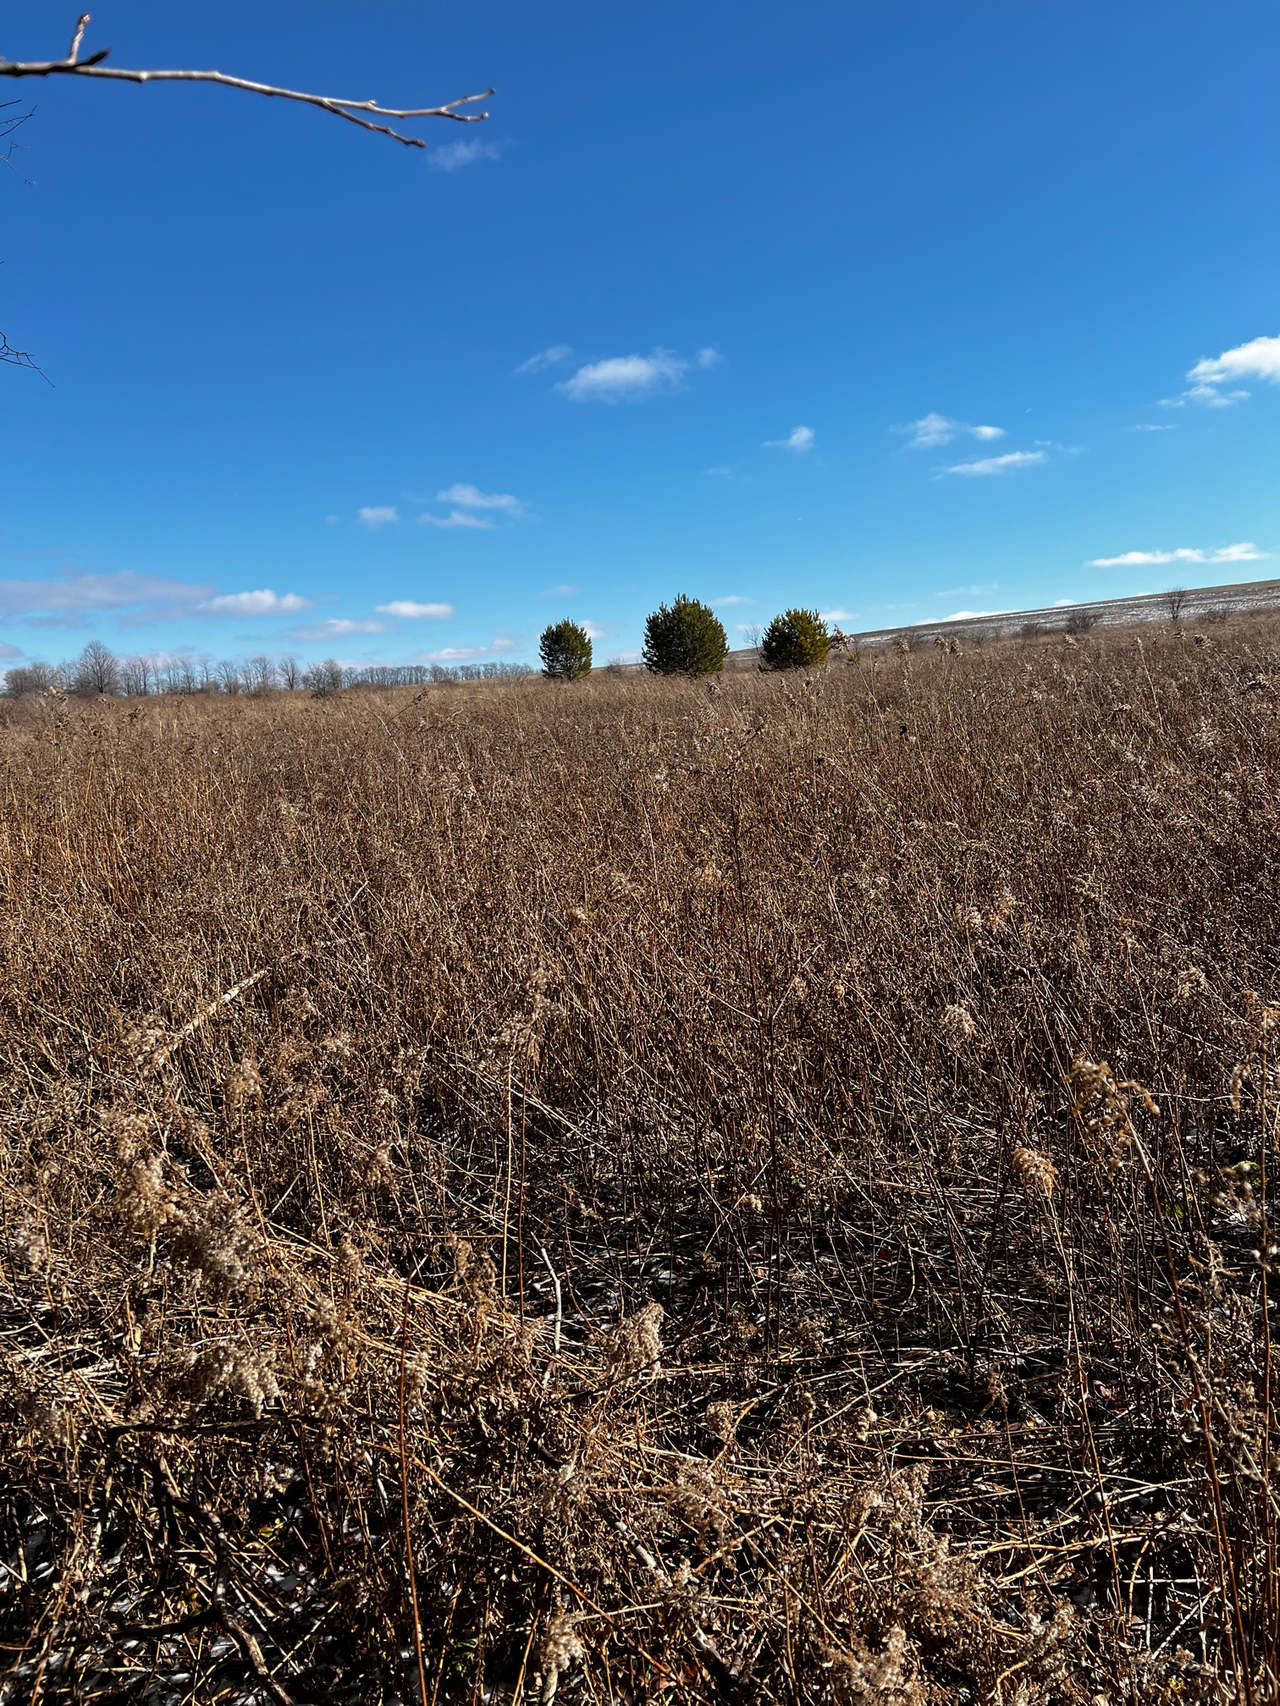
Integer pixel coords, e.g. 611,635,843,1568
2,0,1278,668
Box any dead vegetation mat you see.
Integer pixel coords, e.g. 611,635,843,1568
3,623,1280,1703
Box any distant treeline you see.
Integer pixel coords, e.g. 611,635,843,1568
2,641,532,698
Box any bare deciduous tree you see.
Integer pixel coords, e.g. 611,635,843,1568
70,638,121,694
303,658,347,695
244,654,278,695
1165,586,1190,623
3,660,65,695
119,653,155,696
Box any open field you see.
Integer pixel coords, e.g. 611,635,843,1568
698,579,1280,672
3,618,1280,1703
843,578,1280,653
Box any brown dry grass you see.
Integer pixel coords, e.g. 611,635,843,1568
2,620,1280,1704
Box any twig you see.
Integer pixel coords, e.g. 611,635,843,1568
135,964,270,1070
539,1242,563,1360
0,14,493,148
400,1279,430,1706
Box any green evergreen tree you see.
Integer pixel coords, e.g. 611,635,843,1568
539,619,593,681
641,594,728,677
759,608,830,671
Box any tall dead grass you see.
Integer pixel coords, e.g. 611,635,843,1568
2,621,1280,1703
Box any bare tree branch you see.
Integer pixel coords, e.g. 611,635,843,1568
0,13,493,148
0,97,30,140
0,95,34,174
0,332,42,373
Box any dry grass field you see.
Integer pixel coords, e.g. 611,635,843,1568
3,619,1280,1704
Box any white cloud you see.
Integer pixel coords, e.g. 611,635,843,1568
516,345,572,374
765,425,815,453
935,583,997,598
428,138,502,172
1133,423,1177,432
541,583,578,596
695,347,724,368
419,510,494,530
902,412,957,448
1187,334,1280,400
944,450,1046,477
819,609,859,622
899,413,1006,449
940,609,1007,621
437,483,527,515
1053,599,1077,608
1087,542,1267,569
0,571,317,628
376,601,454,620
420,637,517,663
703,466,736,479
1161,335,1280,407
359,506,399,529
581,621,608,640
1162,384,1248,410
197,589,312,616
713,594,752,605
288,618,387,640
557,348,690,403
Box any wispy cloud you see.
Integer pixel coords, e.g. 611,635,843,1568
0,642,21,659
581,621,609,640
358,506,399,529
940,608,1008,622
764,425,815,453
555,346,720,404
819,609,858,622
713,594,752,606
436,483,527,516
516,345,572,375
935,583,997,598
419,511,493,530
287,618,386,640
899,413,1006,450
1133,423,1177,432
0,571,204,627
541,583,578,597
0,571,314,628
944,450,1046,477
375,601,455,620
703,466,737,480
419,636,518,663
198,589,312,617
1087,542,1268,569
1163,334,1280,408
427,138,502,173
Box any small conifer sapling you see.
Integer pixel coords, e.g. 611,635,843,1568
540,620,593,681
760,608,830,671
641,595,728,677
